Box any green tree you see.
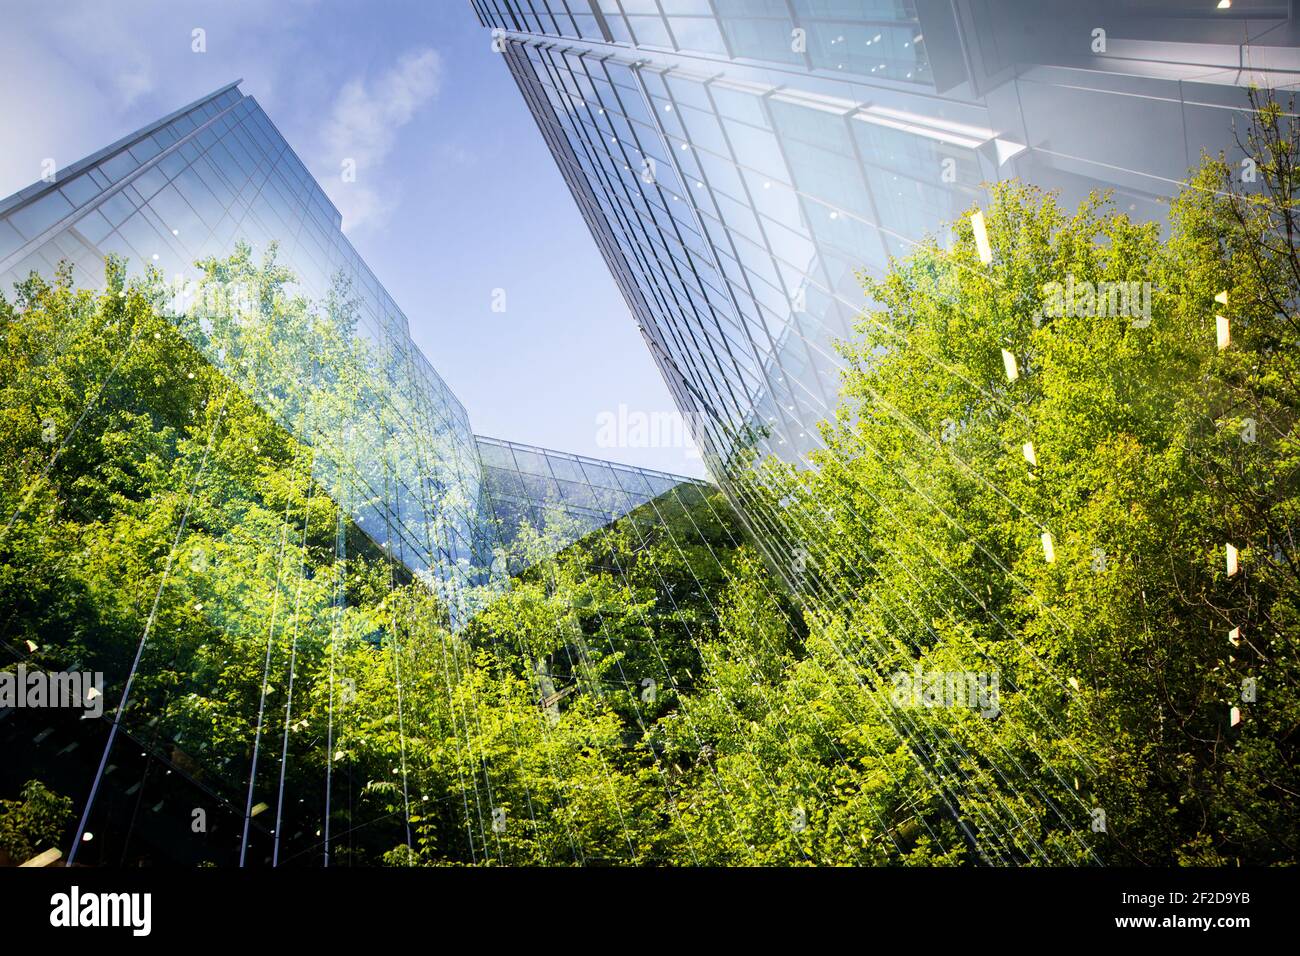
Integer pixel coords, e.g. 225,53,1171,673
0,780,74,863
758,94,1299,864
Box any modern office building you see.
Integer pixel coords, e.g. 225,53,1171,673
0,80,723,866
471,0,1300,576
0,81,497,627
477,434,707,567
0,80,703,625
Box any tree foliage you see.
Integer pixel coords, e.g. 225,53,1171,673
1,97,1295,866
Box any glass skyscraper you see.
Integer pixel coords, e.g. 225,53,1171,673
0,79,703,627
2,4,1292,873
0,79,719,866
471,0,1297,574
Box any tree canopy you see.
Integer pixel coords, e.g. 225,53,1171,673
0,96,1296,866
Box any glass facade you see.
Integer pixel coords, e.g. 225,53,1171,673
0,80,707,626
471,0,1297,572
0,80,716,866
0,82,501,627
477,434,706,569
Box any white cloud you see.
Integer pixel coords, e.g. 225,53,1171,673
436,142,475,167
113,60,155,107
320,49,441,233
46,3,157,106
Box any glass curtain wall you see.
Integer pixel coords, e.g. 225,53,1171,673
470,0,1295,580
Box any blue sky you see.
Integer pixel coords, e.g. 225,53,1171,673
0,0,705,477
